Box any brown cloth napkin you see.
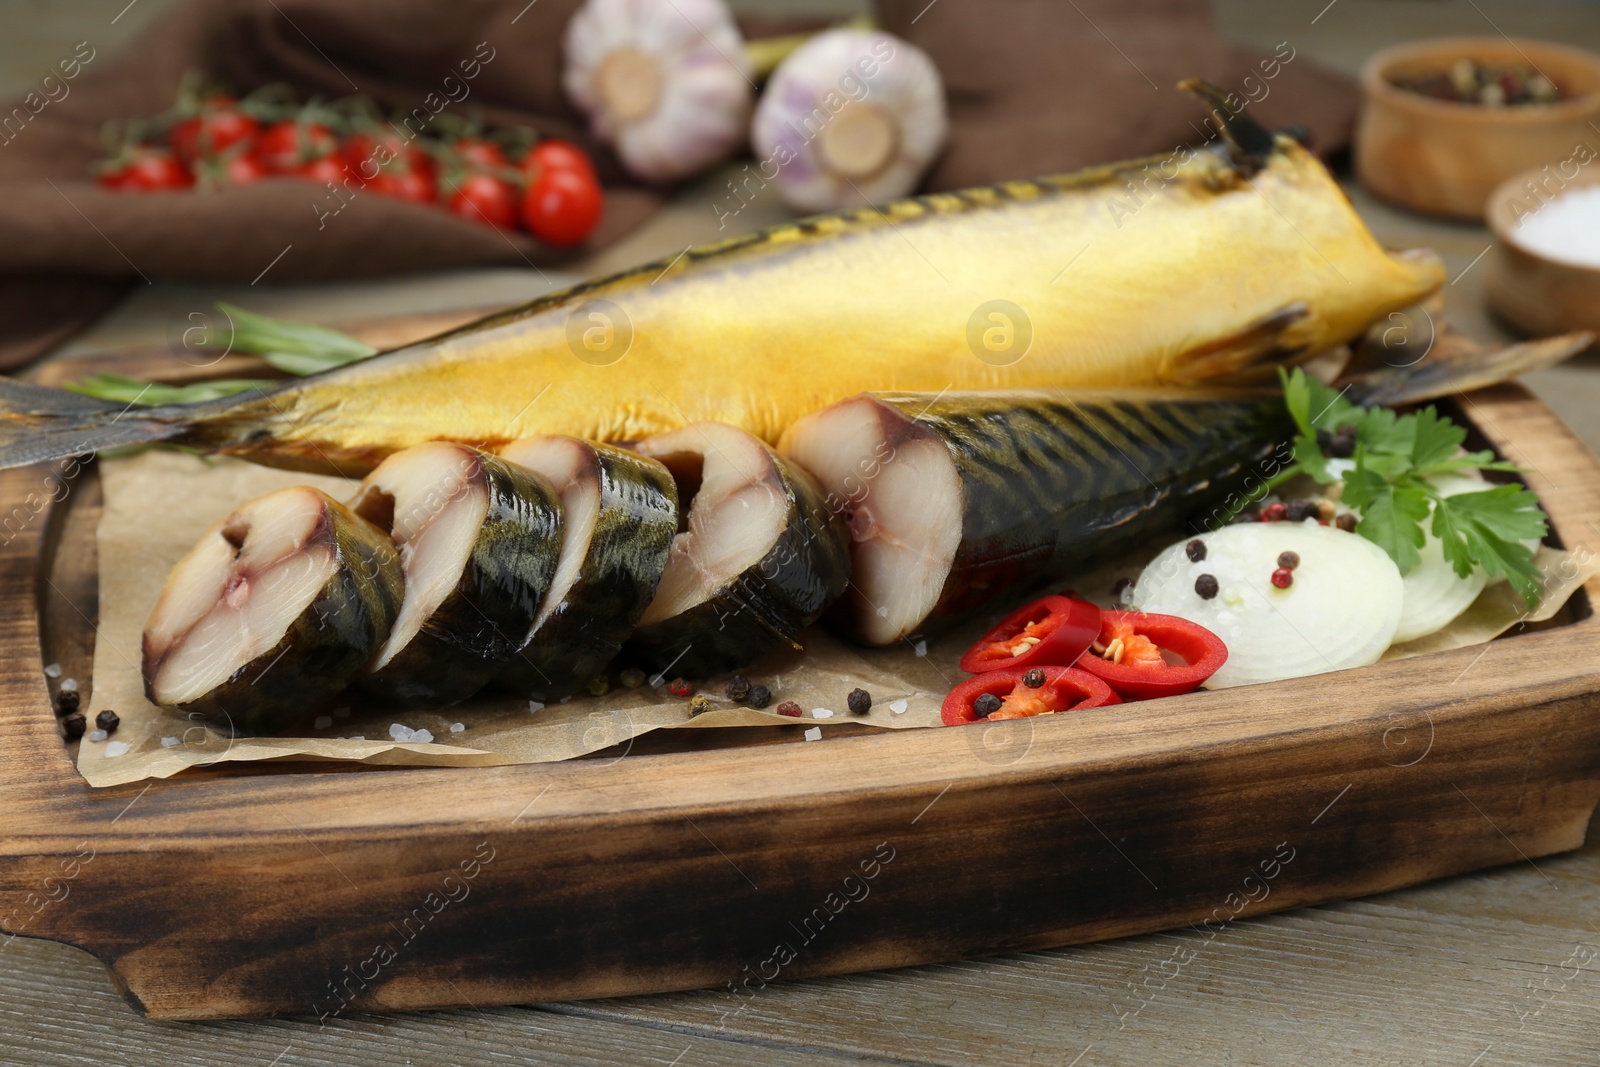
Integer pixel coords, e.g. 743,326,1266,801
876,0,1359,192
0,0,1358,370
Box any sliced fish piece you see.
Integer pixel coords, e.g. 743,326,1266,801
350,442,563,707
779,389,1290,645
142,486,403,735
627,422,850,677
495,436,678,701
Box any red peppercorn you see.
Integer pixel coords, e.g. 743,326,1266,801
667,677,693,697
1271,566,1294,589
1261,502,1287,522
775,701,803,717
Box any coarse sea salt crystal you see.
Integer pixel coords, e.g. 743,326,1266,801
812,708,834,719
58,677,77,692
804,726,823,741
1515,184,1600,268
450,722,465,734
528,700,546,713
913,639,927,658
43,663,61,678
160,736,180,748
889,699,909,714
104,741,130,758
87,729,106,742
313,715,333,729
389,723,414,742
412,729,434,744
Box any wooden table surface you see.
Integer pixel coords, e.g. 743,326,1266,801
6,1,1600,1064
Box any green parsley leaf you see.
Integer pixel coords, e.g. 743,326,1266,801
1408,406,1466,469
1343,465,1430,574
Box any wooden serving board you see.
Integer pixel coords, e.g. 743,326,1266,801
1,384,1599,1021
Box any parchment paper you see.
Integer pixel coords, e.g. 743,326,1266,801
77,451,1595,788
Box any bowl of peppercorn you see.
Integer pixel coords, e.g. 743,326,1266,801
1355,37,1600,220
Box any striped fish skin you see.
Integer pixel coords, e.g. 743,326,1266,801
353,445,564,708
626,423,851,678
780,390,1291,645
142,488,404,736
496,439,678,702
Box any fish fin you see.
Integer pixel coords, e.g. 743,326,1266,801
1179,78,1276,167
1340,305,1594,405
1166,302,1324,385
0,377,193,470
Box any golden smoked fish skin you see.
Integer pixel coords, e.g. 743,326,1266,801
0,93,1445,477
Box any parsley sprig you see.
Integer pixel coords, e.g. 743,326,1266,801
1279,368,1549,605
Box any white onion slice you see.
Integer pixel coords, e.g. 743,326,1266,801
1134,522,1403,689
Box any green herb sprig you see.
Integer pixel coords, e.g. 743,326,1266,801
1280,367,1549,605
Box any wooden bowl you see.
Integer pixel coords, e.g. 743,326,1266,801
1356,37,1600,220
1486,164,1600,338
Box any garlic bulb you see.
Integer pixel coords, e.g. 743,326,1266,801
751,30,947,213
563,0,753,183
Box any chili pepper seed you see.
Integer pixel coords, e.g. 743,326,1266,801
747,684,772,709
1195,573,1219,599
95,709,120,734
724,674,752,702
973,692,1003,718
775,701,803,717
1277,550,1300,570
1023,668,1046,688
1271,567,1294,589
1185,538,1207,562
846,688,872,715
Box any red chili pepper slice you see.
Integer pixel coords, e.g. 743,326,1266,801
941,666,1120,726
958,594,1101,674
1074,610,1227,700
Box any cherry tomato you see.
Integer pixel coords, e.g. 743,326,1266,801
1074,610,1228,700
448,172,520,229
97,147,193,191
959,595,1101,674
169,99,258,164
941,666,1119,726
296,155,350,185
521,166,603,246
369,165,438,204
343,130,432,179
519,139,595,181
254,120,339,173
217,151,268,186
453,138,510,168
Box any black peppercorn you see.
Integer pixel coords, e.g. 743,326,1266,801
95,709,119,734
973,693,1003,718
1336,513,1359,533
1195,573,1220,599
846,688,872,715
61,712,86,741
1328,424,1357,458
1285,498,1311,522
54,690,80,717
747,684,772,709
1315,428,1333,451
724,674,752,702
1023,668,1046,688
1277,550,1300,570
1185,539,1207,562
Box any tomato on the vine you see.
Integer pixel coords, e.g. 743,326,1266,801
453,138,509,169
447,172,519,229
196,150,269,188
521,166,602,246
369,166,438,204
296,155,350,185
519,139,595,182
254,119,340,173
343,130,432,180
98,147,194,191
169,98,258,164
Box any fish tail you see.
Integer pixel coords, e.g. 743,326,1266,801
1178,78,1276,165
1341,320,1594,407
0,378,199,469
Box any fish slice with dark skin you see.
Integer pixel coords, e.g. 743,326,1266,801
142,486,403,736
349,443,563,708
495,436,678,702
780,389,1292,646
625,422,851,678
